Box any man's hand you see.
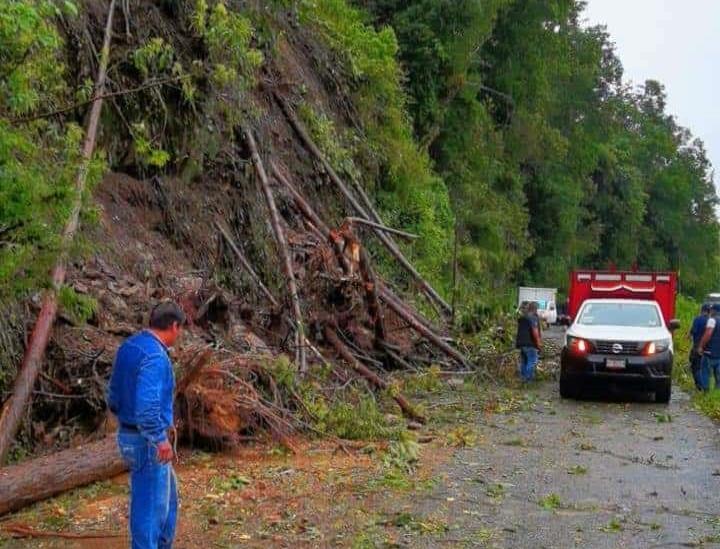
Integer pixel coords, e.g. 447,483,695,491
157,440,174,463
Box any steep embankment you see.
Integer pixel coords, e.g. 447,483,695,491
0,0,462,459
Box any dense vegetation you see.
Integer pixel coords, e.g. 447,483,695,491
356,0,719,312
1,0,718,331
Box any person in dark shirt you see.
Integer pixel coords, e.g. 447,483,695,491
108,302,185,549
698,303,720,392
516,301,543,382
688,303,711,390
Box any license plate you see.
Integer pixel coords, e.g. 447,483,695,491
606,358,626,370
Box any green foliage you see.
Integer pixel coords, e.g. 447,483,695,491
300,0,454,289
298,103,361,181
58,286,97,325
131,121,171,168
359,0,720,317
324,391,392,440
133,37,175,78
538,493,562,510
199,1,263,123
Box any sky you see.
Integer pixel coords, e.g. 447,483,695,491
583,0,720,185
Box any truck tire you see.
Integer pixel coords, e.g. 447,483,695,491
655,382,672,404
559,376,579,399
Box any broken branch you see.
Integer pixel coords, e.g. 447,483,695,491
346,217,418,241
324,326,425,423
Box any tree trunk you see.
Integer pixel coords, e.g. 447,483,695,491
0,436,125,517
244,129,307,373
0,0,118,464
380,289,474,369
271,163,352,275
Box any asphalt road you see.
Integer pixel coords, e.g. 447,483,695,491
415,332,720,548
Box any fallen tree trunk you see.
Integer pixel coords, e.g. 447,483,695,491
0,0,118,464
244,129,307,373
323,327,424,423
273,92,452,317
380,289,474,370
0,436,125,516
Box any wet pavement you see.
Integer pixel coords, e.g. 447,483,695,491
415,374,720,547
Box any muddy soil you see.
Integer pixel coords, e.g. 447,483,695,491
409,330,720,548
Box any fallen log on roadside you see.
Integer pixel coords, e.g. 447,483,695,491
0,436,125,517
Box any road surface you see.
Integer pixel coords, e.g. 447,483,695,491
413,331,720,548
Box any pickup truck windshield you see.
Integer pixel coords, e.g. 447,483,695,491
577,303,661,327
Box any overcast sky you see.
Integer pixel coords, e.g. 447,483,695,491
583,0,720,185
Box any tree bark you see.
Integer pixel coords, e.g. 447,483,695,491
323,327,424,423
244,130,307,373
273,92,452,316
0,0,118,464
0,436,125,517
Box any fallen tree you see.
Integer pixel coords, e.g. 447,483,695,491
0,0,118,464
0,436,124,516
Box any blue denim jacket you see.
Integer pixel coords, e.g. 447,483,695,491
107,331,174,443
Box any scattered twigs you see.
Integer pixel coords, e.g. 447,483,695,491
0,0,118,464
346,217,418,241
215,220,279,308
323,326,425,423
244,129,307,373
273,91,452,316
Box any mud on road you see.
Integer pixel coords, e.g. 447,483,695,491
411,333,720,548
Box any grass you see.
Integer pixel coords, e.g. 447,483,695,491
566,465,588,475
538,493,562,511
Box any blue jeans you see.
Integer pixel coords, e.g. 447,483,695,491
700,356,720,391
117,430,177,549
519,347,539,382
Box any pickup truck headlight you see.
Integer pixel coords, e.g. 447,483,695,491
644,339,671,355
567,336,593,354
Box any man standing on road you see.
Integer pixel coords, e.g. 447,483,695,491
516,301,543,382
697,303,720,392
107,301,185,548
689,303,711,390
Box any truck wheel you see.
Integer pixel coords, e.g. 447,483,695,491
560,377,579,399
655,382,672,404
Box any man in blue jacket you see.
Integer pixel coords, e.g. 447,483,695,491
108,301,185,548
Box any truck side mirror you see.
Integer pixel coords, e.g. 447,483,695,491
668,319,681,332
